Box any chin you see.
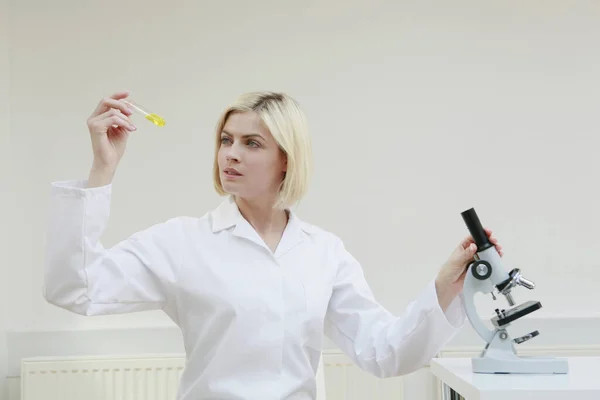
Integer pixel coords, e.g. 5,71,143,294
221,183,237,195
221,182,246,197
221,185,262,202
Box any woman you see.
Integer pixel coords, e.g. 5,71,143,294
44,91,503,399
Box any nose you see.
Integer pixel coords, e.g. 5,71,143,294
224,145,240,163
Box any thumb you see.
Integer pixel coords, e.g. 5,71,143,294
461,242,477,263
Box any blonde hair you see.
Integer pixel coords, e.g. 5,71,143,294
212,91,312,209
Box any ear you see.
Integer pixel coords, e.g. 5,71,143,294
281,153,288,172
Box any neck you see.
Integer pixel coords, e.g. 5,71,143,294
234,195,289,235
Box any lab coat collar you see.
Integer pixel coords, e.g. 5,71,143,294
210,196,315,257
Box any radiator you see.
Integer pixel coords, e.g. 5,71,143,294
21,355,185,400
16,347,600,400
19,352,411,400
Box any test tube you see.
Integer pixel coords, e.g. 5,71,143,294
123,99,166,127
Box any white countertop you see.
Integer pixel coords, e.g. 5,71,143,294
430,356,600,400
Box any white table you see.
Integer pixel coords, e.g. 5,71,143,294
430,356,600,400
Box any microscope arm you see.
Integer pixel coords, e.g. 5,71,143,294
462,264,495,344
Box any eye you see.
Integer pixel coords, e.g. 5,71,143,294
247,140,260,148
220,137,231,144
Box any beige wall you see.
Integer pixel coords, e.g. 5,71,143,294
5,0,600,389
1,0,9,397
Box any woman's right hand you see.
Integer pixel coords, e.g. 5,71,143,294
86,91,137,186
87,91,137,171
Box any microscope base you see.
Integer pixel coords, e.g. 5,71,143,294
472,329,569,374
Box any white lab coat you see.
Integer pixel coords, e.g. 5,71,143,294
44,179,466,400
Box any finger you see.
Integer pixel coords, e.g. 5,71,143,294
104,114,136,132
460,235,474,249
97,107,130,121
467,242,477,253
97,98,133,118
95,109,136,131
90,92,132,118
111,125,131,139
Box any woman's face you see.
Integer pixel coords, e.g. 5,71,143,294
217,111,287,202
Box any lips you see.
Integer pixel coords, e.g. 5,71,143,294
224,168,242,176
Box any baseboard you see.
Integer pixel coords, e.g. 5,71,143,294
6,377,19,400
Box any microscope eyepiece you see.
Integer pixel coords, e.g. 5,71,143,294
461,208,493,252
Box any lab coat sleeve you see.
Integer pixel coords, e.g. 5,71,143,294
43,180,181,316
324,238,465,378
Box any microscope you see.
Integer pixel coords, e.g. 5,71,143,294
460,207,569,374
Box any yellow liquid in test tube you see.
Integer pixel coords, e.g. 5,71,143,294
123,100,166,127
145,113,166,127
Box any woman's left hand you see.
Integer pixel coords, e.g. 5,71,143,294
435,227,503,311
